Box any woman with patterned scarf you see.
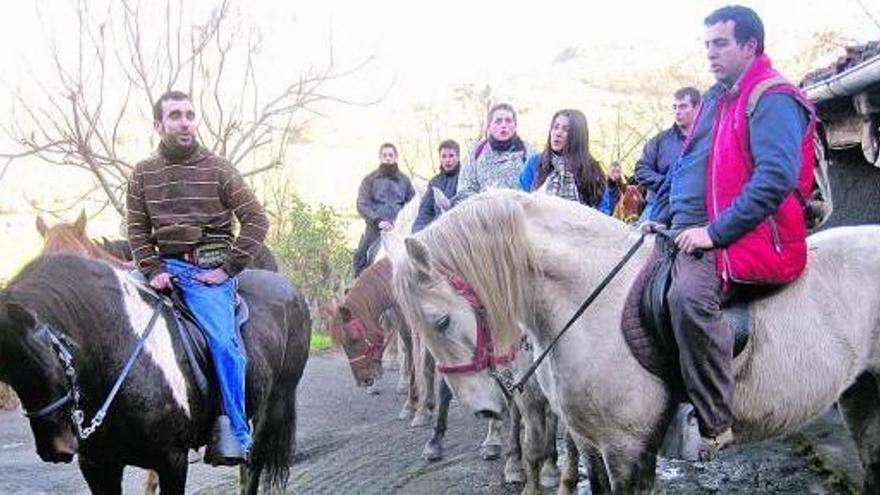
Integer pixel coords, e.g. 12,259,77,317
455,103,530,203
518,109,606,207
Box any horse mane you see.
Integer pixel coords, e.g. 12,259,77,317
38,216,130,270
328,258,395,345
4,255,129,350
396,191,541,352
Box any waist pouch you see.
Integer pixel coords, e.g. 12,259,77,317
191,241,230,269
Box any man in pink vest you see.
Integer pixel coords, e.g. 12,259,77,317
652,5,817,461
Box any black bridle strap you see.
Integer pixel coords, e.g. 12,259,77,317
505,233,647,393
77,298,165,438
24,390,73,419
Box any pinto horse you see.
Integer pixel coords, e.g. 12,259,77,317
0,254,311,494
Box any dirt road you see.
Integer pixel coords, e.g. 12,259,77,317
0,350,847,494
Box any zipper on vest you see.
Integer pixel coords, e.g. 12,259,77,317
767,216,782,253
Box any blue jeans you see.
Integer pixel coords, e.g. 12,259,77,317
163,259,251,450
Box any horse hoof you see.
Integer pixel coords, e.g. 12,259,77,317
410,410,433,428
540,463,561,488
503,459,525,484
395,380,408,395
188,448,203,464
398,405,415,421
422,440,443,462
480,443,502,460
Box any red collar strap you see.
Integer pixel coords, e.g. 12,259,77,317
436,273,516,375
346,316,385,364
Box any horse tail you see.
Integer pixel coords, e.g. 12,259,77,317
251,285,311,490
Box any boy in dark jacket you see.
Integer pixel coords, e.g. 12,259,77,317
412,139,461,233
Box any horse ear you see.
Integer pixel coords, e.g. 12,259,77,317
404,237,434,283
2,301,36,330
74,210,87,234
432,187,452,214
35,215,48,238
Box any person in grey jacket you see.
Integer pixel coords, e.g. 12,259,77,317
455,103,529,203
412,139,461,233
635,87,700,221
353,143,415,276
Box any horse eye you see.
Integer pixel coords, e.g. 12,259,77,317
434,315,450,332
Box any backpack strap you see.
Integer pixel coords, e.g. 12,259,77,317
745,75,790,118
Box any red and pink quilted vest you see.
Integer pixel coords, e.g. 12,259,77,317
706,55,817,287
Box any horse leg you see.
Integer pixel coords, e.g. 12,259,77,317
601,442,658,494
583,442,611,495
153,452,188,495
423,378,453,461
395,331,409,395
557,433,581,495
239,463,264,495
839,371,880,493
141,470,159,495
481,416,504,460
79,455,124,495
539,411,561,488
503,399,525,484
513,393,550,495
397,323,416,420
411,330,435,428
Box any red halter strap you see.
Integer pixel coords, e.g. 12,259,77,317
436,273,516,375
345,316,385,364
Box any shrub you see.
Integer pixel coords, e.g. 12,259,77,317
269,194,352,333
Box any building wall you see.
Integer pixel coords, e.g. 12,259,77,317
821,148,880,229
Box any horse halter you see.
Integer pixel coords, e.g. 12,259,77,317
435,273,515,375
23,324,79,421
344,315,385,366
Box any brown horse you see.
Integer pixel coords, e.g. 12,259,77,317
612,185,646,224
328,258,565,490
36,212,130,270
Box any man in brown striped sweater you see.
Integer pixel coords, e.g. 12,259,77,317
126,90,269,465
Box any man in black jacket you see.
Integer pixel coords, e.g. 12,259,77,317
353,142,415,276
412,139,461,233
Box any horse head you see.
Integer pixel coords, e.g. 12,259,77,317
330,302,386,387
385,232,508,420
0,297,78,463
328,260,399,388
36,212,130,269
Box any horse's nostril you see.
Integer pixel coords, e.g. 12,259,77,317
363,377,374,387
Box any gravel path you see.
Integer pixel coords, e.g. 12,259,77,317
0,350,847,494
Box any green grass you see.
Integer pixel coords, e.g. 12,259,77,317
310,331,333,352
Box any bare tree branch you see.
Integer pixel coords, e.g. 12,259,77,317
2,0,381,217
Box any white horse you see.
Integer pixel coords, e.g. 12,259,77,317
386,189,880,494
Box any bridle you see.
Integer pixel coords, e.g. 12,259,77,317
435,273,515,375
344,314,386,366
23,295,169,440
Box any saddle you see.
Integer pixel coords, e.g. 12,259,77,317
126,272,250,407
622,235,777,383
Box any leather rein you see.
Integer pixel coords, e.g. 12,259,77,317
23,293,172,440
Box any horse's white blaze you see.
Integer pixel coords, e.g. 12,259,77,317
114,271,190,416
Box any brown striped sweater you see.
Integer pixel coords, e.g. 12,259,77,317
126,146,269,279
